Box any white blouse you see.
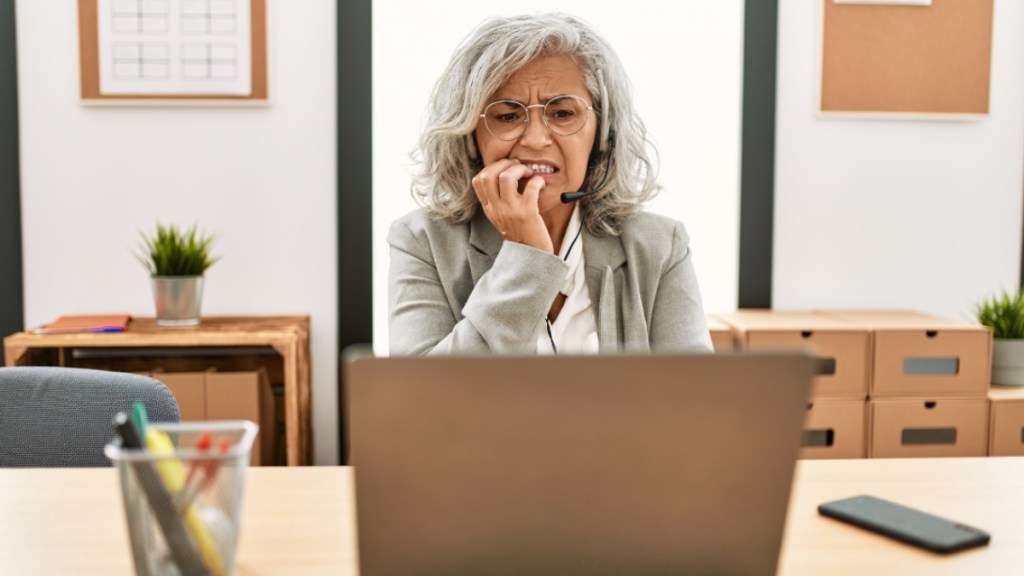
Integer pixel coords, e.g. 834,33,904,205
536,205,600,354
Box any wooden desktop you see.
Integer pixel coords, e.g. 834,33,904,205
2,458,1021,575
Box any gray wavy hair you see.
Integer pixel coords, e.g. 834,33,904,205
411,13,660,237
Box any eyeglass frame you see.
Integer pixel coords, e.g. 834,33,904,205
478,94,596,141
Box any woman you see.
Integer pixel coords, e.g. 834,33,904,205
388,13,712,355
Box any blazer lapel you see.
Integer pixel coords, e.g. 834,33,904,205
583,230,626,353
468,209,502,285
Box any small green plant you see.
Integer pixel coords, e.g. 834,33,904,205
136,223,219,277
976,289,1024,339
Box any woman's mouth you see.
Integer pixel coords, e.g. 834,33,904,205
523,163,558,174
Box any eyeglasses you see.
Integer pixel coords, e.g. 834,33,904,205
479,95,594,141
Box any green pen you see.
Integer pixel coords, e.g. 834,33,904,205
131,400,149,441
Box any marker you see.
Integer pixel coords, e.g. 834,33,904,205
176,432,212,513
114,411,144,450
131,400,149,441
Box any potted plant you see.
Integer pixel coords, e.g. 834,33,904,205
136,223,219,327
975,288,1024,386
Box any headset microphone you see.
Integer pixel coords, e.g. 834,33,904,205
560,166,611,203
560,132,615,204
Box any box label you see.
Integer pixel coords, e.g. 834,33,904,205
903,357,960,376
803,429,835,447
901,427,958,446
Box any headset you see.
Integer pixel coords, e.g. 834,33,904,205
562,76,615,204
560,129,615,204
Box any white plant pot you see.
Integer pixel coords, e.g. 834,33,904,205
151,276,204,327
991,338,1024,386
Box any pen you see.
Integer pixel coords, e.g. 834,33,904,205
176,432,212,513
176,436,231,513
203,438,232,489
114,411,145,450
131,400,148,442
185,432,212,485
90,326,125,333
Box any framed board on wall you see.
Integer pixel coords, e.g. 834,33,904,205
78,0,268,105
820,0,993,117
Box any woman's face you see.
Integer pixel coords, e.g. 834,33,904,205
474,54,597,219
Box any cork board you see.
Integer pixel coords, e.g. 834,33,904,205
78,0,268,104
820,0,993,116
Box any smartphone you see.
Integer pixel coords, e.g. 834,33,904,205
818,495,990,553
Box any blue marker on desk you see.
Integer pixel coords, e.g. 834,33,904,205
90,326,125,333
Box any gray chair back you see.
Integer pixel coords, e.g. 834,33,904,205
0,367,180,467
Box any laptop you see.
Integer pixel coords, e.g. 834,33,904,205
346,352,817,576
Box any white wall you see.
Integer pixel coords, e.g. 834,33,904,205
774,0,1024,322
372,1,745,353
16,1,340,464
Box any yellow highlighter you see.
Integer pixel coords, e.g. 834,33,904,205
146,428,228,576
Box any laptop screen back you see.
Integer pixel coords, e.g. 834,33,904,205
347,353,816,576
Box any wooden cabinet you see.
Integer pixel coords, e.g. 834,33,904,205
4,316,312,465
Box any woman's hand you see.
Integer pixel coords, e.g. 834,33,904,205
472,159,554,254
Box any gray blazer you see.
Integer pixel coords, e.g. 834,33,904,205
388,208,713,355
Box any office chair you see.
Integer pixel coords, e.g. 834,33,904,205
0,366,179,467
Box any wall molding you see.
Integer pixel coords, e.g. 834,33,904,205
337,0,372,463
739,0,777,308
0,0,23,362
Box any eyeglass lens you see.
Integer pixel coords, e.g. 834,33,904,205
483,95,590,141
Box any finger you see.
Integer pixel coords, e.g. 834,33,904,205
497,164,534,198
472,159,519,202
473,174,505,215
471,172,490,206
496,176,544,243
519,175,545,205
474,158,520,185
472,167,513,236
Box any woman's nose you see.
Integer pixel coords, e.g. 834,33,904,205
518,107,553,148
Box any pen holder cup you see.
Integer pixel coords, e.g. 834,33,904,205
105,420,259,576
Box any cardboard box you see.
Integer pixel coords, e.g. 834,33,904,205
869,397,989,458
149,369,275,466
705,314,733,353
988,385,1024,456
827,311,991,398
715,310,870,398
152,371,208,420
799,399,867,459
206,371,275,466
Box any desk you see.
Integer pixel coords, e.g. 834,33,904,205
2,459,1022,575
0,467,354,575
777,457,1024,575
3,316,312,466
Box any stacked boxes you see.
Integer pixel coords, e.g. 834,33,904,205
715,310,870,459
988,386,1024,456
147,368,276,466
716,309,995,458
829,311,991,458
